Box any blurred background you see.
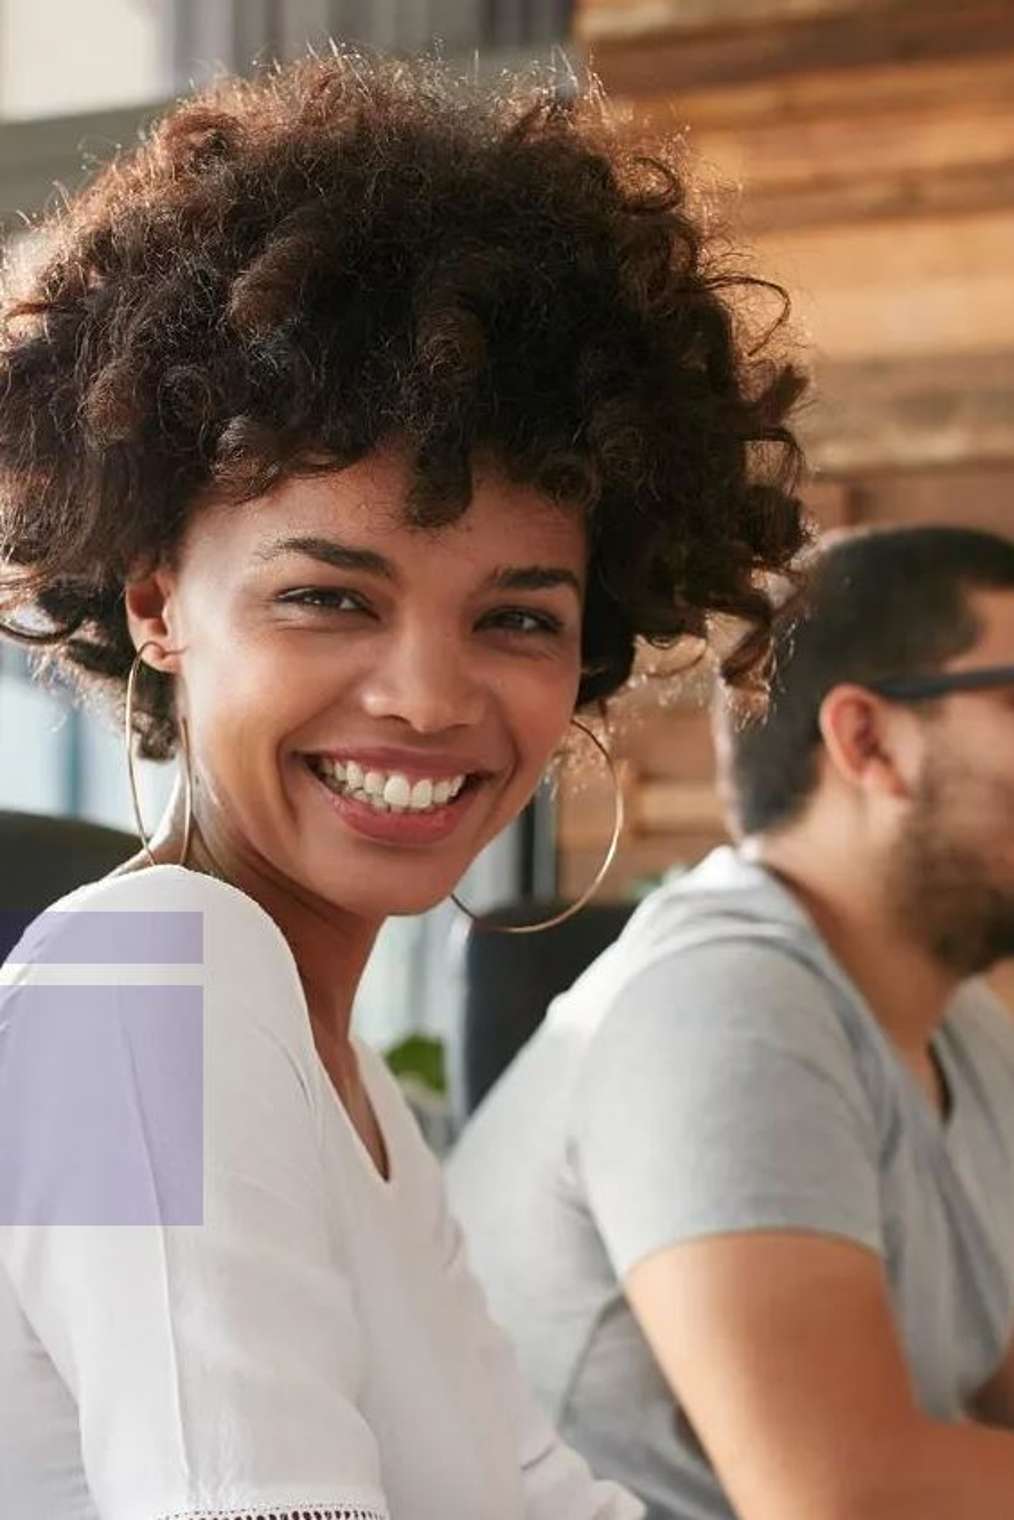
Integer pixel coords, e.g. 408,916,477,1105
1,0,1013,1082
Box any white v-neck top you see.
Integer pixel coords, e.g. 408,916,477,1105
0,864,641,1520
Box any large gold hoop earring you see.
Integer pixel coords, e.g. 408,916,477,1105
451,717,624,936
124,640,193,869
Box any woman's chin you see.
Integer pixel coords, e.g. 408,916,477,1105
299,864,467,922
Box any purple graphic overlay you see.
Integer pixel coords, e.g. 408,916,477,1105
2,908,203,964
0,983,204,1225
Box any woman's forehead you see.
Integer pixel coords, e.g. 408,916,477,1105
188,456,588,580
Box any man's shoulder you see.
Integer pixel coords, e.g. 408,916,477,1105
562,886,851,1083
599,850,839,1011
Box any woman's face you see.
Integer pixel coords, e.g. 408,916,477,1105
135,449,586,918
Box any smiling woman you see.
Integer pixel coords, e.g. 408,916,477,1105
121,455,587,919
0,47,806,1520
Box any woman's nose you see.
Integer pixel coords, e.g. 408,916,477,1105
358,631,487,734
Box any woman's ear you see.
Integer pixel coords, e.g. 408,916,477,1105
123,566,184,674
817,683,918,802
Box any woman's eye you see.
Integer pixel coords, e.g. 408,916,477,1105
483,608,563,636
277,588,371,614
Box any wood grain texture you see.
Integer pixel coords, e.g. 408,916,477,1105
626,54,1014,232
581,1,1014,94
754,209,1014,361
803,353,1014,473
578,0,888,39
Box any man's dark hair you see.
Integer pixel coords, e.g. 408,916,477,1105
722,524,1014,837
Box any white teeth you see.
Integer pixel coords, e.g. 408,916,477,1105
383,773,412,808
310,756,473,813
410,778,434,811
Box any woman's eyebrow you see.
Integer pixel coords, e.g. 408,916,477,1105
251,538,580,597
487,565,582,597
252,535,395,579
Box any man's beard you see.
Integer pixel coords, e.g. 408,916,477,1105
889,756,1014,977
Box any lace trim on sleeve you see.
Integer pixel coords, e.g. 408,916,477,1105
155,1508,387,1519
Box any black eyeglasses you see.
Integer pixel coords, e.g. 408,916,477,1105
867,665,1014,702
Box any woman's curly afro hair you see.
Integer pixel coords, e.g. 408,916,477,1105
0,50,808,761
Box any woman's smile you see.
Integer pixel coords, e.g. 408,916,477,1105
300,743,496,846
301,752,485,845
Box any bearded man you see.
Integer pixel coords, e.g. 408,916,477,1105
448,524,1014,1520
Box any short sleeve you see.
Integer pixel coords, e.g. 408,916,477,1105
571,942,884,1280
0,873,390,1520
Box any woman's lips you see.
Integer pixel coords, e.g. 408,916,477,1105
302,757,481,845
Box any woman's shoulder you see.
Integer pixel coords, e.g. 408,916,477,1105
6,863,278,970
3,864,313,1059
47,860,263,917
22,861,285,942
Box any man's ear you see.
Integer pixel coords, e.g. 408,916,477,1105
817,684,919,802
123,565,184,675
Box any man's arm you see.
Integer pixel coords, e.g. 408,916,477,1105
625,1230,1014,1520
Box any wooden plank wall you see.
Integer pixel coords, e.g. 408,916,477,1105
559,0,1014,982
579,0,1014,474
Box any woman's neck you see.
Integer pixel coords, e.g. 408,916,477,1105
136,775,382,1050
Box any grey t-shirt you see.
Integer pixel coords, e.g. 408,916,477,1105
446,847,1014,1520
